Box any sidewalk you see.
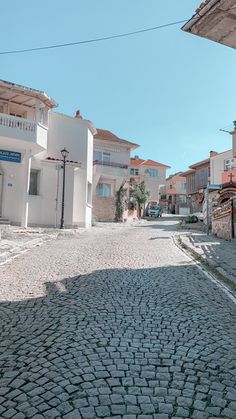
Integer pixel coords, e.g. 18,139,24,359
0,225,56,265
177,230,236,289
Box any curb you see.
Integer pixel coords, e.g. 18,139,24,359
173,233,236,304
0,235,53,266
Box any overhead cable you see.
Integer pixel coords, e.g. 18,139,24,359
0,19,190,56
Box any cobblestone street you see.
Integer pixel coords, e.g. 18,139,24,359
0,217,236,419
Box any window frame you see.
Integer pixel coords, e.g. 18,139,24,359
93,150,111,162
149,168,158,177
96,182,112,197
130,168,139,176
29,169,40,196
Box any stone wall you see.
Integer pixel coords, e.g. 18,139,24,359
212,214,232,241
212,199,233,241
92,196,116,222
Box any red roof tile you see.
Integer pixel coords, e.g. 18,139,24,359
130,157,170,169
95,128,139,150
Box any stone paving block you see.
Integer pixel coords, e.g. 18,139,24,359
95,406,111,417
2,408,18,418
62,410,82,419
80,406,96,418
221,408,235,418
1,223,236,419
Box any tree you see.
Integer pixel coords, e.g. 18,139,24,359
130,181,150,218
115,183,127,222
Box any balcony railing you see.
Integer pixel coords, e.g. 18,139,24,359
0,113,36,133
93,160,128,169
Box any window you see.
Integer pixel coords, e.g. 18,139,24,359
177,195,187,204
103,152,110,162
224,159,235,171
130,168,139,176
87,182,92,205
169,184,173,189
96,183,112,197
181,183,187,190
93,150,110,162
149,169,158,177
29,170,40,195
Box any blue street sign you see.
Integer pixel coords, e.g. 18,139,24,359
209,184,221,189
0,150,21,163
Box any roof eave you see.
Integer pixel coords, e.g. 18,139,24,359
182,0,220,33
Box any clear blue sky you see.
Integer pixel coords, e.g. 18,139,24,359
1,0,235,174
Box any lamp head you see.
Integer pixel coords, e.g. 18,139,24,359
60,148,69,159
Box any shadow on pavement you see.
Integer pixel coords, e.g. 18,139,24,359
0,265,236,417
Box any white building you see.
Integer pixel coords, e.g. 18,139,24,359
0,80,96,228
130,156,170,202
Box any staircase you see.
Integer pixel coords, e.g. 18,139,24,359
0,217,10,225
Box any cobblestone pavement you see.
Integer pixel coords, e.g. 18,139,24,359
0,217,236,419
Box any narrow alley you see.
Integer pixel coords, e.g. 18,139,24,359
0,218,236,419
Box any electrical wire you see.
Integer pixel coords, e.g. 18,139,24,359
0,19,189,56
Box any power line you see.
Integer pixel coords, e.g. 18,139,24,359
0,19,189,56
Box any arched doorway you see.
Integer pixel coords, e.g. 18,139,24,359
212,183,236,240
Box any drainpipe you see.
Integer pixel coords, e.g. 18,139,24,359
21,149,32,228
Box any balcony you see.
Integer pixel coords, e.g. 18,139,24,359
0,113,48,153
93,160,129,179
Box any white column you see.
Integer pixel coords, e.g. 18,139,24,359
21,149,32,228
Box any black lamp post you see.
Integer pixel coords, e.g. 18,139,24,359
60,148,69,229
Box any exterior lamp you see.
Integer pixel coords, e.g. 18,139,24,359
60,148,69,229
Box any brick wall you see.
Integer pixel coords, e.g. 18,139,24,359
93,196,116,222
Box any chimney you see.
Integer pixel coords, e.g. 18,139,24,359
209,150,218,158
233,120,236,131
134,155,139,160
75,110,83,119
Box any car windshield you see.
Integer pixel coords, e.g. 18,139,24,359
150,206,160,210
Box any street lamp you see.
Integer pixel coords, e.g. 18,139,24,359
60,148,69,229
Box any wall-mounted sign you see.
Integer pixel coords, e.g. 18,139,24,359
0,150,21,163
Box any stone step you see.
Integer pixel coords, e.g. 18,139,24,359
0,218,10,225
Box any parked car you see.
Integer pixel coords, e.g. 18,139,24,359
146,205,162,218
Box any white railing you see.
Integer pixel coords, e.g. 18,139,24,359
0,113,36,133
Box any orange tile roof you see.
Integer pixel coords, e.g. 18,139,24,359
130,157,170,169
95,128,139,150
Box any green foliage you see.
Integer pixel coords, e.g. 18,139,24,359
130,181,150,216
115,183,127,222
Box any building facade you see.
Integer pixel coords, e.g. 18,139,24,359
182,158,210,213
92,129,138,222
182,0,236,50
130,156,170,203
0,79,96,228
165,172,188,215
